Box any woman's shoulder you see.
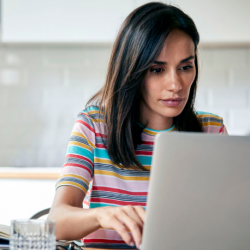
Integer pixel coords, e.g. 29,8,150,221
78,105,103,121
195,111,227,134
76,105,106,134
80,105,100,114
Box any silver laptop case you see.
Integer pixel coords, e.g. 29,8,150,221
142,132,250,250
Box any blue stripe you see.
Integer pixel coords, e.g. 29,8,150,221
138,122,175,132
86,106,99,112
89,202,146,210
145,123,175,132
196,111,219,117
137,155,152,165
67,145,93,161
95,147,111,159
89,203,118,209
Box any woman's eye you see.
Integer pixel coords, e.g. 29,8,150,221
181,65,193,71
150,68,163,74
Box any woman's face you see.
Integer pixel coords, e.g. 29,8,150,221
141,29,196,130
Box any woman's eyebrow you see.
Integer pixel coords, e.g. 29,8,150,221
153,55,195,65
180,55,195,63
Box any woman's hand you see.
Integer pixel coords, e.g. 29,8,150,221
95,205,145,249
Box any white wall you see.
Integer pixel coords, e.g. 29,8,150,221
2,0,250,43
0,45,111,167
164,0,250,43
138,0,250,43
2,0,135,43
196,48,250,135
0,45,249,168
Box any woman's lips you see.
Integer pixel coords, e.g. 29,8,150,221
161,98,183,107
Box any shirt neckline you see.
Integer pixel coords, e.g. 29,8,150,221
138,122,176,134
143,124,176,132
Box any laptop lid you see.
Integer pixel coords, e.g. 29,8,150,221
142,132,250,250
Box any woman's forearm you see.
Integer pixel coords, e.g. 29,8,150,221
47,205,100,240
47,186,145,248
48,202,145,248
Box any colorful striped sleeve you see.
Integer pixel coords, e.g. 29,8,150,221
56,110,96,194
196,111,228,135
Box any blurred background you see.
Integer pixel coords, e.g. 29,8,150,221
0,0,250,225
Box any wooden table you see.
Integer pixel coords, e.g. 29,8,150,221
0,167,60,179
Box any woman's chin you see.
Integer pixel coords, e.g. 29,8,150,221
160,108,184,118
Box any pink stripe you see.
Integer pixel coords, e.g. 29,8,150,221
76,119,95,132
203,125,221,133
85,229,130,240
61,166,92,183
63,163,92,176
65,154,93,168
73,123,95,144
221,126,228,134
93,122,107,134
93,175,149,192
141,133,155,141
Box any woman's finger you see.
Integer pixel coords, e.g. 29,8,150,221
133,206,146,222
123,205,143,227
117,209,142,249
109,216,134,247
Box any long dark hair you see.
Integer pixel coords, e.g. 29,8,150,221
87,2,203,170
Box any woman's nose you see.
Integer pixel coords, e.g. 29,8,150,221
166,69,182,92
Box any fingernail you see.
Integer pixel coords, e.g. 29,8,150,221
130,242,135,246
139,244,142,249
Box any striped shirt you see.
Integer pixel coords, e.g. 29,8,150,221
56,106,228,248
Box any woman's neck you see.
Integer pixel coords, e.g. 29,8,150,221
140,103,174,131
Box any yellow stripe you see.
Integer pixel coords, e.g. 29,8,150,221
143,126,176,136
71,132,95,148
68,141,92,151
95,158,119,166
95,158,151,171
94,169,149,181
88,110,101,115
197,114,221,119
143,128,157,136
93,118,105,123
202,121,221,127
56,181,87,193
87,110,105,123
144,165,151,170
60,174,89,184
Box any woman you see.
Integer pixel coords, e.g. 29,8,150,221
48,2,228,249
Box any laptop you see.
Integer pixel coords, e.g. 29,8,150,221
142,132,250,250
